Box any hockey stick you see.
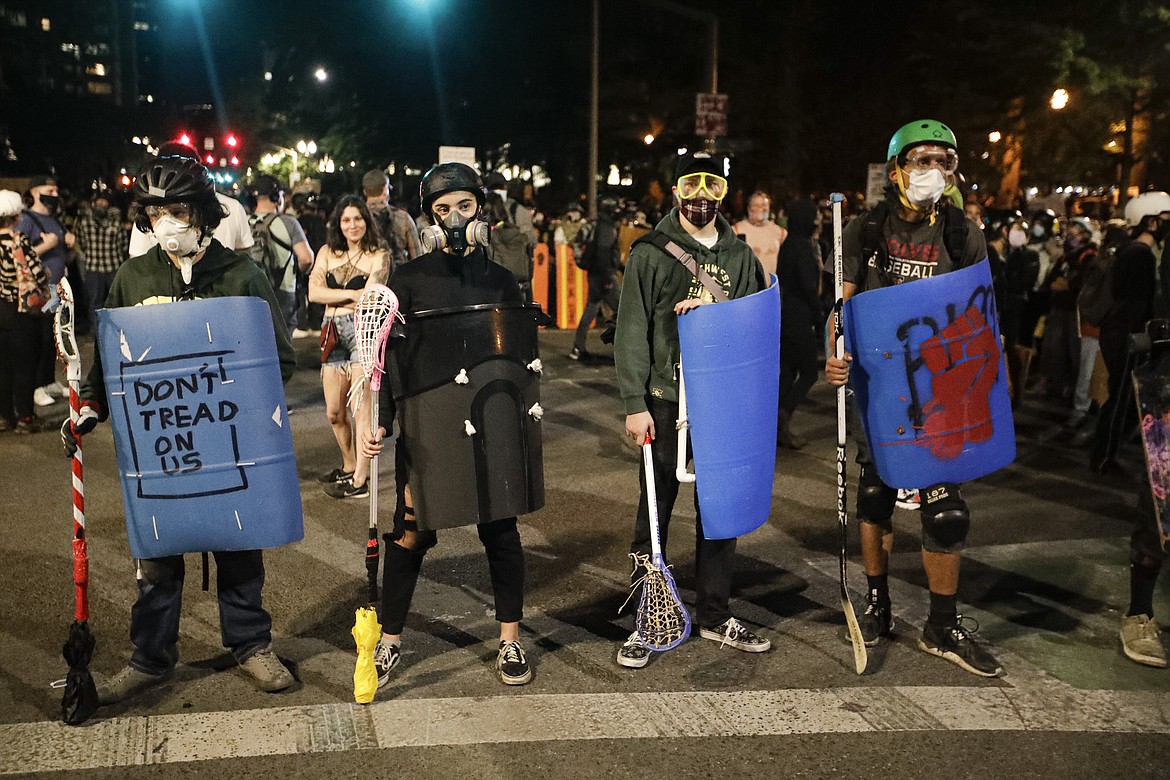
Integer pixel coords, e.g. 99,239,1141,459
53,279,99,724
630,432,692,651
675,358,696,483
832,193,867,675
351,284,403,604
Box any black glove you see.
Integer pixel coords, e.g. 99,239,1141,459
60,406,99,457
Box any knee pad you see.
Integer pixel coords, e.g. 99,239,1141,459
857,465,896,525
385,517,437,553
920,483,970,552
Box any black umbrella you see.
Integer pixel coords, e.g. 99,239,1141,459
55,280,99,725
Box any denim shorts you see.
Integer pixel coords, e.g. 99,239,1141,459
323,312,358,367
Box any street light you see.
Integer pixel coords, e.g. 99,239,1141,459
988,131,1002,144
314,67,328,83
643,133,655,145
1050,88,1070,110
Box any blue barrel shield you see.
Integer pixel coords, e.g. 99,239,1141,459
843,260,1014,487
678,281,780,540
97,297,303,558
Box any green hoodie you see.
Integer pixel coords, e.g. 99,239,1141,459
615,209,765,414
81,240,296,417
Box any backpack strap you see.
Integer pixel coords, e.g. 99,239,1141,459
857,201,889,290
633,230,728,302
941,203,970,266
264,213,293,252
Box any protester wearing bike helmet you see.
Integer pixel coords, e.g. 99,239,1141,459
61,154,296,706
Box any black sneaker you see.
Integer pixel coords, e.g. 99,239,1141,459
698,617,771,652
616,632,651,668
324,478,368,499
918,618,1002,677
497,640,532,685
860,590,892,647
374,640,401,688
316,467,354,484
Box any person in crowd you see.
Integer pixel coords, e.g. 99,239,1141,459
826,119,1001,678
775,199,821,449
997,216,1041,405
16,174,73,407
62,155,296,704
308,196,388,499
0,189,50,433
569,195,622,361
359,162,534,688
249,175,314,339
1034,218,1095,400
614,151,772,669
733,191,788,279
362,169,422,273
75,190,130,330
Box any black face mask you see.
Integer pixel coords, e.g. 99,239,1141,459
92,205,109,220
1155,218,1170,244
39,194,60,213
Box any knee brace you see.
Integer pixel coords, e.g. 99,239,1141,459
857,465,896,527
920,483,970,552
385,516,438,553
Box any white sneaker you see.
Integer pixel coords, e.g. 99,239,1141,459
895,489,921,511
52,381,70,397
33,387,55,407
292,328,313,339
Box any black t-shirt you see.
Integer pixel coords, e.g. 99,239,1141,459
842,208,987,292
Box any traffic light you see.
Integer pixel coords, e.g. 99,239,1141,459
205,154,215,165
226,134,238,148
119,174,133,187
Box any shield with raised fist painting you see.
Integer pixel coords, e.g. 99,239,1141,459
843,259,1015,488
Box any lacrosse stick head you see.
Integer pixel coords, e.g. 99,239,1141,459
53,279,82,382
632,552,693,651
353,284,402,393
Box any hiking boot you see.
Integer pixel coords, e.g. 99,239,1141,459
97,665,170,705
859,591,893,647
238,646,294,692
616,632,651,668
324,478,368,499
374,640,401,688
699,617,771,652
1120,614,1167,668
497,640,532,685
316,467,354,484
918,618,1002,678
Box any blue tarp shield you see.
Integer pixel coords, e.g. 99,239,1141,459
843,260,1014,487
678,280,780,540
97,297,303,558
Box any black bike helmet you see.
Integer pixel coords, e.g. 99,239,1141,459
135,156,216,206
420,162,484,216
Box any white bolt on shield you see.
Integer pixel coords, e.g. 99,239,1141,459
526,358,543,374
528,402,544,421
464,419,476,436
455,368,470,385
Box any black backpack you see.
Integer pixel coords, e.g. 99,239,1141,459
489,202,532,281
248,213,294,289
857,201,969,288
577,219,618,272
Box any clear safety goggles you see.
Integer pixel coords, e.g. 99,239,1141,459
901,147,959,174
144,204,193,221
677,172,728,201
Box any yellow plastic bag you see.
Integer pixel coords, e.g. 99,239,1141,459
352,606,382,704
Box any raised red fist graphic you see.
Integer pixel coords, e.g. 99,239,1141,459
917,305,1000,460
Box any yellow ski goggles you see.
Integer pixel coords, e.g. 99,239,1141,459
676,172,728,201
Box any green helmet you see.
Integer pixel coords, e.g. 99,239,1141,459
887,119,957,161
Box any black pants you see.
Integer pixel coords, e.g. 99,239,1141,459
573,274,619,352
380,516,525,635
32,313,56,388
0,306,43,422
632,397,737,628
1092,325,1138,467
779,317,819,415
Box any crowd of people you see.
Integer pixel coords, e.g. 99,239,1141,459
3,116,1169,716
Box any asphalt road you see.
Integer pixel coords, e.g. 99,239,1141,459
0,328,1167,779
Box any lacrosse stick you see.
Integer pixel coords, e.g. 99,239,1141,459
630,432,692,651
675,358,697,484
53,279,99,724
832,193,867,675
351,284,403,604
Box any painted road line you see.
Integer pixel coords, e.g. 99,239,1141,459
3,685,1169,774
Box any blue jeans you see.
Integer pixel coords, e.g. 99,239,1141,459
130,549,272,674
275,289,297,339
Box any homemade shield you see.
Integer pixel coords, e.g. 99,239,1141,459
97,297,303,558
843,260,1014,487
677,281,780,540
390,302,545,530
